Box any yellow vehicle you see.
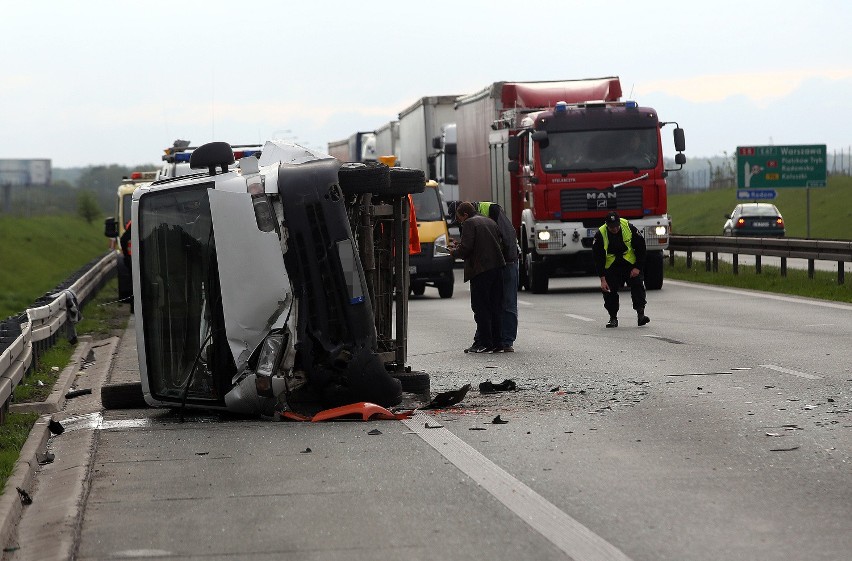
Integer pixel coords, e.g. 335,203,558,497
103,171,157,304
410,180,454,298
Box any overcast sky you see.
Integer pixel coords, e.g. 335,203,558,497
3,0,851,168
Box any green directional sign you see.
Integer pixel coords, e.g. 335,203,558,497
736,144,826,188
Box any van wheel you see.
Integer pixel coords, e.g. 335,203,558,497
411,283,426,296
101,382,147,410
438,280,454,299
388,168,425,195
338,162,391,196
393,370,430,393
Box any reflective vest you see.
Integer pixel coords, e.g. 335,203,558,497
478,202,492,217
599,218,635,269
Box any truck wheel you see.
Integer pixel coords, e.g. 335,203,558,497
393,370,430,393
388,167,425,195
437,280,454,299
529,259,549,294
338,162,391,195
411,282,426,296
644,250,664,290
101,382,147,410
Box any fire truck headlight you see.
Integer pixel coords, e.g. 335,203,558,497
654,225,668,236
537,230,551,242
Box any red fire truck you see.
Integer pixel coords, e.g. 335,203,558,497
454,77,685,293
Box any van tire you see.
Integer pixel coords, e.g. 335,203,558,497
101,382,147,410
438,280,454,299
644,250,664,290
529,257,549,294
411,282,426,296
393,370,430,393
388,168,425,195
338,162,391,196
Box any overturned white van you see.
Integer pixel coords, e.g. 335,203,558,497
128,141,419,415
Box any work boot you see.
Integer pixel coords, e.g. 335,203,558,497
606,317,618,328
637,309,650,326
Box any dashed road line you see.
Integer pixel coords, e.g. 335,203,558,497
760,364,822,380
565,313,595,322
404,414,632,561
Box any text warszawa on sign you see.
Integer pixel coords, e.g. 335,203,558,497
736,144,827,189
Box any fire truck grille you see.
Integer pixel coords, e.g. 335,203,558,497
560,186,643,214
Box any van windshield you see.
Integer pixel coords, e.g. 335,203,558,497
411,188,444,221
137,184,234,404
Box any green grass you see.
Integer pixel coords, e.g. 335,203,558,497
669,175,852,239
666,255,852,303
0,412,39,493
0,215,110,319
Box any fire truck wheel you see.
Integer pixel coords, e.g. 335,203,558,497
437,280,454,299
337,162,391,196
101,382,147,410
393,370,430,393
644,251,664,290
388,167,426,195
529,259,549,294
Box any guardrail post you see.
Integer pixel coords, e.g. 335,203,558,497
712,252,718,272
686,251,692,268
781,258,787,277
838,262,845,285
704,252,711,272
808,259,815,279
755,255,762,274
668,249,675,267
733,254,738,275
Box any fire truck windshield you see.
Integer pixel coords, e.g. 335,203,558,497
540,128,658,173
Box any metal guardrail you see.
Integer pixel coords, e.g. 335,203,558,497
668,235,852,284
0,252,116,423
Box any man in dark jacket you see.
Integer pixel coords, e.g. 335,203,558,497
476,201,519,352
592,211,649,328
450,202,506,353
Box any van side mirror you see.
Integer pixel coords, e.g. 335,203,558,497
507,161,520,173
104,217,118,238
432,136,441,150
531,131,548,142
675,153,686,165
507,136,520,161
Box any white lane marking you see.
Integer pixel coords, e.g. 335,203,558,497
760,364,822,380
565,313,595,322
517,299,534,307
804,323,836,327
404,414,632,561
665,280,852,311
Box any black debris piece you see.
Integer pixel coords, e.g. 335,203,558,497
469,427,486,431
479,379,517,394
770,446,800,452
492,415,509,425
37,451,55,465
16,487,32,505
300,447,312,454
368,429,382,435
195,452,209,456
549,386,560,392
424,422,444,429
65,388,92,399
48,420,64,435
421,384,471,410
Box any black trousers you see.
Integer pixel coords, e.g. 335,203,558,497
602,263,646,318
470,267,503,348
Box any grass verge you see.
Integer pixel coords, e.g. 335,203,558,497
0,412,40,493
665,255,852,303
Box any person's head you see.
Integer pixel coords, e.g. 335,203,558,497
605,211,621,233
456,201,476,223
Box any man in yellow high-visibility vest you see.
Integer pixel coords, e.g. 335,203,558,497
592,211,650,328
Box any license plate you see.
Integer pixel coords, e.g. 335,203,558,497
409,266,417,274
752,222,769,227
586,228,598,238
